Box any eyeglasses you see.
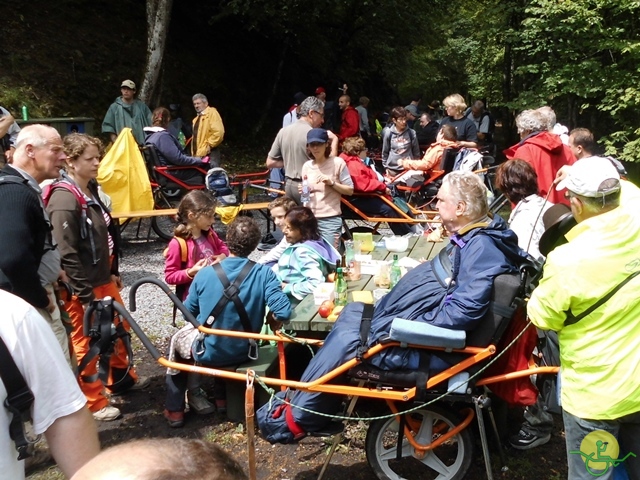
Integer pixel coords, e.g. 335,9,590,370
312,110,325,118
395,117,408,123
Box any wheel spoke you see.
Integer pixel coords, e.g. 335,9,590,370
422,450,452,476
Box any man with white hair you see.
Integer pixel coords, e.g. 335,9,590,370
0,125,72,365
529,156,640,479
191,93,225,166
266,96,337,204
504,109,574,205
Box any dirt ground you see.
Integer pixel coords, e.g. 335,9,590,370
27,334,569,479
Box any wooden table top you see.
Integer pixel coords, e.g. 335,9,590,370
288,235,447,334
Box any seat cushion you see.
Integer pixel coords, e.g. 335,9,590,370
388,318,466,349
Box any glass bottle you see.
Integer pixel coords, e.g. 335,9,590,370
335,267,348,306
390,254,402,288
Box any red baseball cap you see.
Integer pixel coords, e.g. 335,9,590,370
315,87,326,95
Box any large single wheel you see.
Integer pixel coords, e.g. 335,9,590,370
151,192,180,241
151,213,179,241
365,405,473,480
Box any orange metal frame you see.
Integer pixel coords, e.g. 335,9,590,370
149,325,558,455
340,193,440,227
157,325,558,403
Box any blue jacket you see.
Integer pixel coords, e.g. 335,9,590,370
144,128,203,167
285,215,528,432
187,257,291,366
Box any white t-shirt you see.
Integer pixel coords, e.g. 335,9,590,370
508,194,553,260
0,291,86,480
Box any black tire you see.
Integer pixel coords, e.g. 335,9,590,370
151,192,179,241
151,214,178,241
365,405,473,480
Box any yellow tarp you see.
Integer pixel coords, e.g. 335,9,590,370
97,128,154,214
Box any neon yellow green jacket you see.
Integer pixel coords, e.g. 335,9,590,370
529,180,640,419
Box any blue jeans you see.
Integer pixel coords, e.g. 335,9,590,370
317,216,342,251
563,409,640,480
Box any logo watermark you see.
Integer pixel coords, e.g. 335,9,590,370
570,430,636,476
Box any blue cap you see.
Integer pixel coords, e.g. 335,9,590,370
307,128,328,144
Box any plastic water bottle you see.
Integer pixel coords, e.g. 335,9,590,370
300,175,310,206
335,268,348,306
390,254,402,288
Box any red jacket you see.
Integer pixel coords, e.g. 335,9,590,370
340,153,387,194
504,131,575,205
339,106,360,140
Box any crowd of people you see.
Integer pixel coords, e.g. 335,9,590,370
0,81,638,480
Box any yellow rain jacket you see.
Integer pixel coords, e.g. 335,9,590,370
97,128,154,214
191,106,224,157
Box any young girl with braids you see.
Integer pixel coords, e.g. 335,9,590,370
164,190,229,415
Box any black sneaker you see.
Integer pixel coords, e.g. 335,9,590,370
509,430,551,450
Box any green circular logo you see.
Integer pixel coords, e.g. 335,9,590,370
579,431,619,472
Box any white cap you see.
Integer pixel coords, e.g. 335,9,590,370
120,79,136,90
556,156,620,198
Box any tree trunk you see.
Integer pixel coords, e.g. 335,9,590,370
139,0,173,105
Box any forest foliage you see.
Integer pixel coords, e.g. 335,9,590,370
2,0,640,161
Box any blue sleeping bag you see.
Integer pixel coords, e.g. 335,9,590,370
257,215,528,443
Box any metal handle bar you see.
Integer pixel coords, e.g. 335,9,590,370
128,277,199,328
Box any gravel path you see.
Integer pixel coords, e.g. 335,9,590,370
118,215,271,349
117,199,396,351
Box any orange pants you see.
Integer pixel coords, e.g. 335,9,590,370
65,281,138,412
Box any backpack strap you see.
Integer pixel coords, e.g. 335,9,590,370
206,261,258,359
76,299,135,391
0,175,30,188
164,237,189,327
356,303,375,361
43,179,90,240
206,261,255,332
564,270,640,327
0,337,36,460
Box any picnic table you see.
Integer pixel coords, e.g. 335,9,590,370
288,235,447,334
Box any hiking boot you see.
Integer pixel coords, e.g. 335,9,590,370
93,405,121,422
129,376,151,391
509,430,551,450
163,409,184,428
187,388,215,415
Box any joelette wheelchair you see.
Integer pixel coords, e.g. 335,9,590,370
111,258,556,480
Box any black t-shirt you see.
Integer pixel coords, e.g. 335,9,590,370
440,116,478,143
415,121,439,146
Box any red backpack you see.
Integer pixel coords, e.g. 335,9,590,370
484,307,539,406
43,180,90,238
